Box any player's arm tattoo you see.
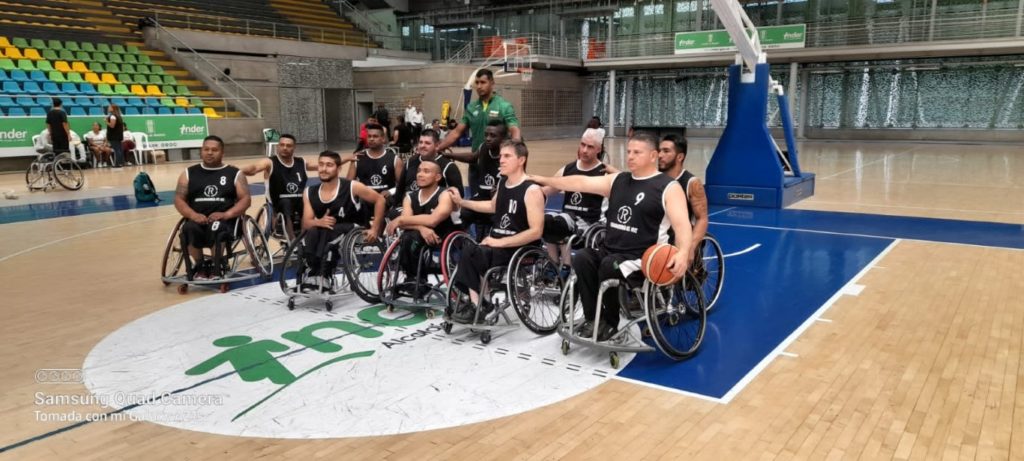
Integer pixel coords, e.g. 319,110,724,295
175,181,187,199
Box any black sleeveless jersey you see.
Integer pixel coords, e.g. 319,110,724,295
675,169,697,226
400,155,462,195
187,164,240,216
268,155,307,204
603,172,674,257
354,148,398,192
490,177,535,238
560,160,607,223
475,144,501,199
408,187,459,238
306,179,361,222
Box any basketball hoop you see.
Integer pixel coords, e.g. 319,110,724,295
518,67,533,82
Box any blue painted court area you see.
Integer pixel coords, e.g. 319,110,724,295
617,224,893,399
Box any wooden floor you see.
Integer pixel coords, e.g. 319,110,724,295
0,138,1022,460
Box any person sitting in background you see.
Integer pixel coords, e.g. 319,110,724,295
122,127,136,166
84,122,113,167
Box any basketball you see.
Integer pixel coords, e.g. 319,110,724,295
642,243,680,286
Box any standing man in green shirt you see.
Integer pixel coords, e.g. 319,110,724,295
438,68,522,197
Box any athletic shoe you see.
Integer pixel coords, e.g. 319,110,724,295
596,321,618,342
578,320,594,339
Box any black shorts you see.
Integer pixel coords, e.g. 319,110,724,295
181,218,239,248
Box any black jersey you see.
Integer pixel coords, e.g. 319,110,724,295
354,148,398,193
603,172,674,257
674,169,698,227
560,160,607,223
490,177,535,238
475,144,501,199
268,155,307,204
408,187,459,238
187,164,240,216
400,155,463,196
307,179,361,222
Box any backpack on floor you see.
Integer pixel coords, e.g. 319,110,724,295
133,171,160,203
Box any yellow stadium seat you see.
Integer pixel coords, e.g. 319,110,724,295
130,84,147,96
0,37,10,48
23,48,42,60
203,107,222,119
71,62,88,73
174,97,190,107
145,85,163,96
54,61,72,72
3,48,23,60
84,72,101,84
100,73,118,84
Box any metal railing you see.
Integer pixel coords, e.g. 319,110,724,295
332,0,389,39
445,42,473,64
149,18,262,118
151,10,378,48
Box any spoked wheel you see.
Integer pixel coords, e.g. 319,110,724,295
241,215,274,277
508,247,563,334
276,212,296,250
161,218,187,282
440,231,472,287
694,234,725,313
645,273,707,361
25,162,44,190
343,229,385,304
377,239,402,302
255,203,272,238
558,275,585,329
53,155,84,190
279,230,308,295
585,224,607,250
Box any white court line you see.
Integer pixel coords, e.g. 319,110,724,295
779,351,799,358
707,207,736,217
817,147,916,180
715,239,901,404
0,212,180,263
612,375,726,404
722,243,760,258
815,318,834,323
708,221,1024,251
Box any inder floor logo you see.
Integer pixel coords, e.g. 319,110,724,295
83,283,635,439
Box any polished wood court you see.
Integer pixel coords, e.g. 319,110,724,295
0,138,1021,459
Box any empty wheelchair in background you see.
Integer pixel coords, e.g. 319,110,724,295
25,152,84,192
441,235,565,344
376,229,470,318
254,200,300,259
278,226,388,311
161,215,274,294
557,225,708,368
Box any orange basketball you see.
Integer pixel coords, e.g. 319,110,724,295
642,243,680,286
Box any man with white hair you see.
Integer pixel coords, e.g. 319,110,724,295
538,128,617,267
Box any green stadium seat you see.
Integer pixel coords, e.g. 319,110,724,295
64,41,80,52
17,60,35,71
103,63,119,74
47,40,63,50
89,62,104,73
114,84,131,95
48,71,66,83
123,54,138,65
109,54,123,64
138,55,152,65
161,85,177,96
92,52,108,63
150,65,164,75
0,59,15,71
12,38,29,48
97,83,114,95
121,64,136,74
42,50,58,61
136,64,150,74
126,45,140,55
160,97,175,107
96,43,111,54
189,97,205,108
35,61,54,73
162,75,177,85
58,50,74,61
68,72,84,83
80,42,96,53
148,75,162,85
111,44,125,54
175,85,192,96
30,39,46,50
76,51,91,62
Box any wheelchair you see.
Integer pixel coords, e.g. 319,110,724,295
376,229,470,318
254,200,300,259
161,214,274,294
693,233,725,312
25,152,84,192
278,226,388,311
556,225,708,369
440,236,565,344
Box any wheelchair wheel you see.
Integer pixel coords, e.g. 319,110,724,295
25,162,44,190
508,247,563,335
342,228,385,304
275,212,296,248
695,234,725,312
557,276,586,327
53,155,84,191
255,202,272,237
241,215,274,277
161,218,187,282
377,238,402,303
585,224,607,250
440,231,472,286
645,272,707,360
279,230,308,295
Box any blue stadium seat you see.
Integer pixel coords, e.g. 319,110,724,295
61,82,80,94
157,107,171,115
111,97,129,107
70,107,86,116
124,107,140,115
30,70,47,82
88,106,104,116
23,81,43,94
73,96,92,106
0,96,14,107
42,82,60,94
34,96,51,106
8,107,27,116
79,83,98,95
15,96,33,106
145,97,161,107
173,107,187,115
2,81,20,94
94,97,110,107
187,107,201,115
29,107,46,116
0,70,7,81
10,69,28,82
141,107,156,115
